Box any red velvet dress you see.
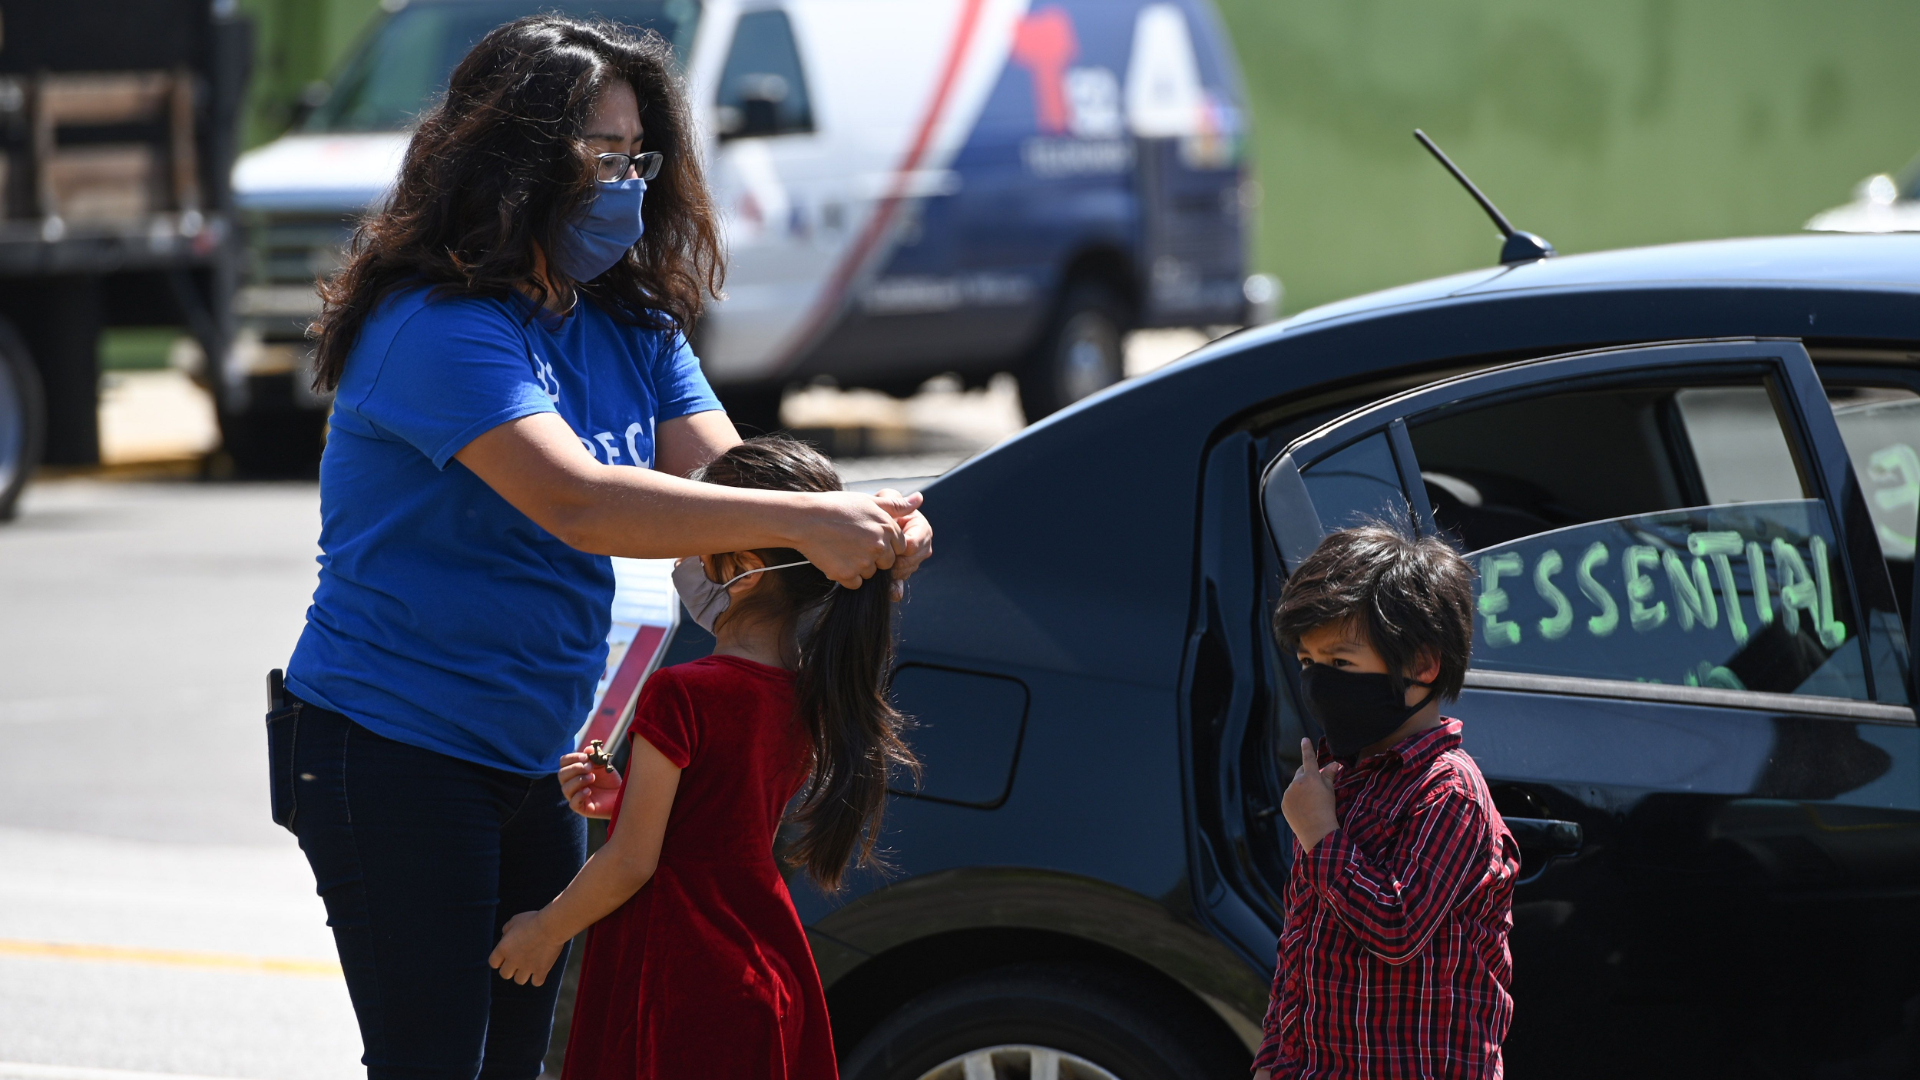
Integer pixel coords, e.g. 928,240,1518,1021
562,655,837,1080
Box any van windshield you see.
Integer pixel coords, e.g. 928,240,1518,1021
307,0,701,133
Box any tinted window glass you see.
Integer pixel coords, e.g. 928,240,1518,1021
1406,377,1870,700
1829,387,1920,563
715,10,814,138
1299,433,1404,532
308,0,700,133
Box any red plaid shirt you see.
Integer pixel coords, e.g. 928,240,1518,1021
1254,719,1519,1079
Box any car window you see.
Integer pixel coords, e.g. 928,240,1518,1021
1400,377,1873,699
714,9,814,139
307,0,700,133
1298,432,1405,532
1828,387,1920,566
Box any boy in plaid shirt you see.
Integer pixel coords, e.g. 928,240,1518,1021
1256,526,1520,1080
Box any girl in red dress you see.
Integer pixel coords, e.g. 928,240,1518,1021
488,435,917,1079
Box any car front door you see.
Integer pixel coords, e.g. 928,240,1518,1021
1258,339,1920,1079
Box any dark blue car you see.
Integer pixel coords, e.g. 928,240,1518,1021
659,232,1920,1080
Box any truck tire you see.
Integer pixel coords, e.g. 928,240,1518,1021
1016,281,1128,422
841,962,1240,1080
0,317,46,521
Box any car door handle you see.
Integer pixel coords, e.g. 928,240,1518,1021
1502,816,1584,856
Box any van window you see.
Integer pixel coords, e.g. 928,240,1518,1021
715,10,814,139
1401,377,1871,700
307,0,701,133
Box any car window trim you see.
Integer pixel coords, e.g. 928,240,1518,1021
1260,337,1906,704
1464,669,1916,725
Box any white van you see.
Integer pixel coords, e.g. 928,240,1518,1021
229,0,1252,471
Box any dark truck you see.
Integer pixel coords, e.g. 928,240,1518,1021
0,0,250,518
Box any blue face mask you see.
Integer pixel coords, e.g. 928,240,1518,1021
553,177,646,283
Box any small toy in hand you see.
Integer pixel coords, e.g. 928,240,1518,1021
585,739,613,770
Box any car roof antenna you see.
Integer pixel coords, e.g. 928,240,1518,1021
1413,129,1555,264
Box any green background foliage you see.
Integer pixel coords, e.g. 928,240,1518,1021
234,0,1920,315
1209,0,1920,311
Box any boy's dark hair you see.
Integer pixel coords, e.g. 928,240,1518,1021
694,435,919,890
1274,525,1475,701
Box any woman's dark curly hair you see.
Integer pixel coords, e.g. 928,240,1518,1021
311,14,722,392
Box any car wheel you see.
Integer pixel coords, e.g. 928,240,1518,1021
717,384,788,436
841,963,1235,1080
0,316,46,520
221,403,327,479
1017,281,1128,422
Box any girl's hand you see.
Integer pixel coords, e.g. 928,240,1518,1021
559,751,622,819
489,910,565,986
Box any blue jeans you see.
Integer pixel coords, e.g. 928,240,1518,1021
279,698,587,1080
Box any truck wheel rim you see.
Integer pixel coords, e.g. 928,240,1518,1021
1060,313,1119,404
913,1044,1122,1080
0,357,21,494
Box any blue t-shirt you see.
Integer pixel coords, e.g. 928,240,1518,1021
286,286,721,776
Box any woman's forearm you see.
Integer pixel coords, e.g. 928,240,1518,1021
454,413,914,585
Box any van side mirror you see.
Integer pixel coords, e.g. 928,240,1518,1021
290,80,329,130
719,73,790,140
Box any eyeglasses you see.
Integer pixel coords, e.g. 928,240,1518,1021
595,151,664,183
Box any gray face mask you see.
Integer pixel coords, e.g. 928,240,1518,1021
671,556,812,633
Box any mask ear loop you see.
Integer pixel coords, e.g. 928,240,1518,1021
718,559,812,590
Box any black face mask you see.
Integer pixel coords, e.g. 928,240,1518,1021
1299,663,1436,759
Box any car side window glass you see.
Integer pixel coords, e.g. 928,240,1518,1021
1299,433,1405,532
1398,377,1871,700
1827,385,1920,578
715,9,815,139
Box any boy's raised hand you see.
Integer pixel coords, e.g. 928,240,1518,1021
559,751,622,819
1282,738,1342,853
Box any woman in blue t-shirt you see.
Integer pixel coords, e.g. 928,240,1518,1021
274,16,930,1077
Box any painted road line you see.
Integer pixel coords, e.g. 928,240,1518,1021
0,938,340,977
0,1065,257,1080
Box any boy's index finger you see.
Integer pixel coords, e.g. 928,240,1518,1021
1300,738,1317,771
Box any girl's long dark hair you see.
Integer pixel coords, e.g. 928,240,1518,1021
311,14,721,392
695,437,920,890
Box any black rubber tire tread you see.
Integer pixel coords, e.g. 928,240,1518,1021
0,315,46,521
841,961,1233,1080
1016,280,1129,422
221,406,327,479
716,384,788,437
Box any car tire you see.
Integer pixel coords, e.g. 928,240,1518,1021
0,316,46,521
840,962,1238,1080
717,384,788,436
221,403,327,479
1016,281,1129,422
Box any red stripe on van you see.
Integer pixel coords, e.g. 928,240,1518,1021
777,0,991,366
578,621,673,752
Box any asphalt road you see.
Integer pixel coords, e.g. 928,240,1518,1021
0,478,363,1080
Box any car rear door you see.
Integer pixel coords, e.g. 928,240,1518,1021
1259,339,1920,1080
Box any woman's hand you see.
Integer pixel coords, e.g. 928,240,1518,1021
872,488,932,599
559,751,622,819
794,490,917,589
489,910,566,986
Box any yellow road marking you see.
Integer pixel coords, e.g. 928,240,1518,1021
0,938,341,978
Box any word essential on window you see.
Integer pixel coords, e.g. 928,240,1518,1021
1464,501,1858,694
